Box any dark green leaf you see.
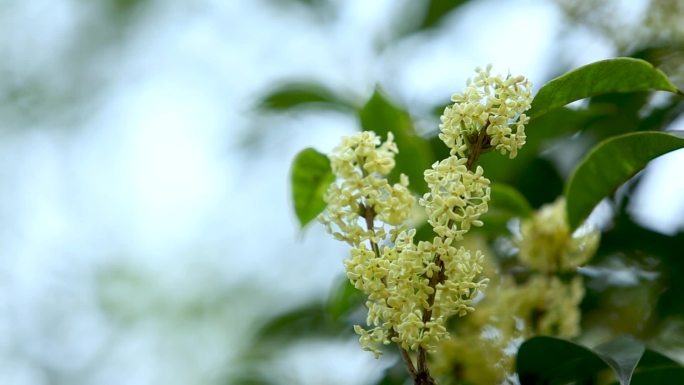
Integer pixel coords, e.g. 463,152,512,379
597,214,684,318
614,349,684,385
565,131,684,229
358,89,435,194
414,220,437,242
258,82,355,112
586,92,650,137
327,277,364,320
637,349,682,370
255,303,345,342
516,158,564,209
638,95,684,132
418,0,468,30
227,376,276,385
517,336,610,385
476,107,592,184
391,1,470,40
373,361,413,385
529,57,681,118
517,336,649,385
479,182,532,235
629,368,684,385
291,148,335,227
490,182,533,217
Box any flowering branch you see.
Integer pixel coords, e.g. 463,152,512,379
318,66,532,385
360,202,418,379
414,129,493,384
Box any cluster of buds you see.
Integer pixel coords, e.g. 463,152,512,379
518,198,600,273
319,67,534,361
432,199,599,384
439,65,532,159
320,131,488,355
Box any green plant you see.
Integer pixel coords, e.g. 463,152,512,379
287,58,684,385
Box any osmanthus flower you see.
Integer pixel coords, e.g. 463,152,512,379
317,66,533,384
517,197,600,273
513,275,585,338
429,197,596,383
432,326,514,385
431,274,520,385
432,274,585,384
319,131,416,247
439,65,532,159
421,156,491,240
319,130,489,357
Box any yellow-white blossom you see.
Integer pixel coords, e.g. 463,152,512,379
346,228,487,354
319,131,489,355
439,65,532,159
421,156,491,241
319,131,416,246
513,275,585,338
518,198,600,273
432,329,513,385
432,273,585,384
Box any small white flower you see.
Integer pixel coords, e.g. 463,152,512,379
440,66,532,159
421,156,491,241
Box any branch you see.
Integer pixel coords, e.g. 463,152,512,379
415,125,491,384
361,203,419,381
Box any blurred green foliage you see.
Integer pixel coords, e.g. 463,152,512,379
291,148,335,227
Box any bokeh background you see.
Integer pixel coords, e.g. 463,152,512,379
1,0,683,384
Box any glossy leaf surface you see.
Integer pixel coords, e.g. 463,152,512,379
359,89,434,194
565,131,684,229
291,148,335,227
529,57,680,118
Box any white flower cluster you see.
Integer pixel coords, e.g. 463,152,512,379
318,66,532,360
439,65,532,159
319,131,415,247
518,198,600,273
421,156,490,240
320,131,487,356
515,275,585,338
349,230,485,354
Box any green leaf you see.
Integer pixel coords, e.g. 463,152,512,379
490,182,533,217
636,349,682,370
517,336,610,385
291,148,335,227
517,336,647,385
258,82,355,112
254,303,345,342
475,107,592,185
565,131,684,229
418,0,468,30
228,376,277,385
629,368,684,385
479,182,532,234
358,89,435,194
638,95,684,132
391,1,470,40
515,158,564,209
327,277,364,320
609,349,684,385
529,57,681,118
